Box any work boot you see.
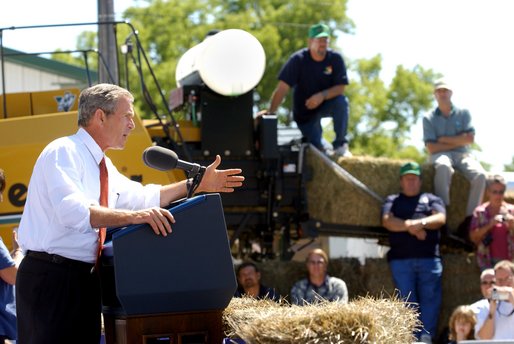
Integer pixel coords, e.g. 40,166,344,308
333,143,352,157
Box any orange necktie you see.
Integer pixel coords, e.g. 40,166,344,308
98,157,109,258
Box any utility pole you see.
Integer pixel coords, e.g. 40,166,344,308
97,0,119,84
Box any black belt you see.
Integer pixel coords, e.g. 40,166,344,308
26,250,95,271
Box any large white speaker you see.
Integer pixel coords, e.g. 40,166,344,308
176,29,266,96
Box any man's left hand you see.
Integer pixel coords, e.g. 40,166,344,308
405,219,426,240
196,155,244,193
305,92,325,110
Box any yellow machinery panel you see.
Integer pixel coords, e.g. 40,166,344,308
0,92,32,118
31,88,80,115
143,119,201,142
0,109,178,249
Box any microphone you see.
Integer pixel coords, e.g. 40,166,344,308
142,146,202,174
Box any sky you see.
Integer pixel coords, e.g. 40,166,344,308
1,0,513,172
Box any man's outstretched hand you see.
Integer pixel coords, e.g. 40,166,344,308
196,155,244,193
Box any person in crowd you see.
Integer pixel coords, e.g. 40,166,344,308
422,79,486,237
381,161,446,344
15,84,245,343
447,305,476,343
0,169,23,343
469,175,514,271
290,248,348,305
261,23,351,157
475,260,514,340
234,261,280,301
470,268,496,314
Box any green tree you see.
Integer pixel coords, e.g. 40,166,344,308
51,31,98,70
54,0,441,160
505,157,514,172
342,57,439,161
120,0,351,115
120,0,440,160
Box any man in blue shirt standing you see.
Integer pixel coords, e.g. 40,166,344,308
263,23,351,157
382,162,447,344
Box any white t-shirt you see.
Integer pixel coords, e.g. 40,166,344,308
475,299,514,340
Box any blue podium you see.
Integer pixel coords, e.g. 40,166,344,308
101,193,236,344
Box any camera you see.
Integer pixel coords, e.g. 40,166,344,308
494,214,506,223
491,288,510,301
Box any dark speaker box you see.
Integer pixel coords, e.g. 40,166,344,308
257,115,279,159
200,89,254,157
101,193,236,316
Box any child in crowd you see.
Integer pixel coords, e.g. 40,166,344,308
448,305,476,343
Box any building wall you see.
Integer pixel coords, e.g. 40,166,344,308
0,61,86,93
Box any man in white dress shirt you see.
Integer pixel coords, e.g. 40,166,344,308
15,84,244,343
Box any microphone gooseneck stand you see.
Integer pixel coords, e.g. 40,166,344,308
185,166,206,199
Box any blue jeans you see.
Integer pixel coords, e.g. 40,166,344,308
296,95,349,150
389,257,442,340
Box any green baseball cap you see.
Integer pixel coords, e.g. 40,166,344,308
400,162,421,176
308,24,330,39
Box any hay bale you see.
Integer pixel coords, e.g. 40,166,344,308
305,151,471,232
305,152,383,227
223,296,419,344
505,192,514,204
360,258,396,297
256,253,482,338
438,253,482,336
258,260,306,299
329,258,366,297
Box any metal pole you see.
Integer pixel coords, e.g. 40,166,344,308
98,0,118,84
1,30,7,118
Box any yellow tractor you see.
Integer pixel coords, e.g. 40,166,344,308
0,22,311,259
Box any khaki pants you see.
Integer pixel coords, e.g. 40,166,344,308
429,151,486,216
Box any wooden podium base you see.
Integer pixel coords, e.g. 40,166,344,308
103,310,224,344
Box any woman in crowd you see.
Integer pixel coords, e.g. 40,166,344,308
469,175,514,271
290,248,348,305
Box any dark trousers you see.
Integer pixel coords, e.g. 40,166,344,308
16,253,101,344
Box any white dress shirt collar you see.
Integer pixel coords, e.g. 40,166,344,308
76,127,105,165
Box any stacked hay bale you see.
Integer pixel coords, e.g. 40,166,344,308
253,254,481,341
504,190,514,204
238,149,509,341
223,296,420,344
305,152,470,231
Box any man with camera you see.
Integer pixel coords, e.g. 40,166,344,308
475,260,514,340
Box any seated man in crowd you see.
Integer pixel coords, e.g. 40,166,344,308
262,23,351,157
234,261,280,301
475,260,514,340
290,248,348,305
381,162,446,344
422,80,486,237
